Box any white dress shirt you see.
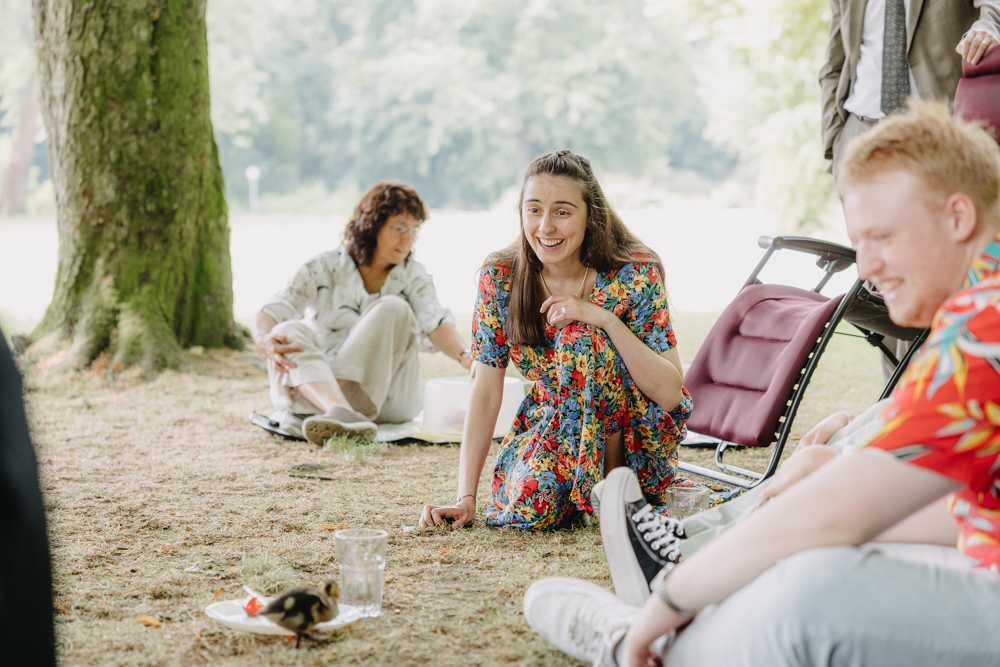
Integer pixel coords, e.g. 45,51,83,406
844,0,921,119
261,245,455,359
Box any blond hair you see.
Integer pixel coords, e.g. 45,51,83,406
837,100,1000,225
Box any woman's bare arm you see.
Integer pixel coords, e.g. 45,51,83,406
419,362,505,528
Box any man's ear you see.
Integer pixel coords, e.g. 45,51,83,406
944,192,979,242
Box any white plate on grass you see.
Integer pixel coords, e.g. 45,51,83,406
205,596,362,635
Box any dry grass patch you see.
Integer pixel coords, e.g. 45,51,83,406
26,314,883,666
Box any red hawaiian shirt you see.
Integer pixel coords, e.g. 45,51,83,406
864,234,1000,571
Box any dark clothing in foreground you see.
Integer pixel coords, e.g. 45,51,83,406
0,332,56,666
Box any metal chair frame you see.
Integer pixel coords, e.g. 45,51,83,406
677,236,928,489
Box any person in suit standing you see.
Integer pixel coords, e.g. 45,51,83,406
821,0,999,178
821,0,1000,379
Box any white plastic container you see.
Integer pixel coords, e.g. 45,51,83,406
422,376,526,438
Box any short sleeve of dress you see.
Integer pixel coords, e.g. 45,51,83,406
623,261,676,353
470,256,511,368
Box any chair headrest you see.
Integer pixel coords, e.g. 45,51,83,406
962,45,1000,77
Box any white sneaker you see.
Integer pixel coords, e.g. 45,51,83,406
523,577,638,665
302,406,378,445
593,468,685,607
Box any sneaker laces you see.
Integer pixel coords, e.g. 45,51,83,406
631,504,684,561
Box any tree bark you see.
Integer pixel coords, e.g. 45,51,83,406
31,0,240,373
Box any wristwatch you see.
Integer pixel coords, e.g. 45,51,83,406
650,565,695,618
459,349,471,361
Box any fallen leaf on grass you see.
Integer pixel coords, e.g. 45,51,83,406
438,547,453,557
319,523,348,531
138,616,162,628
213,587,225,599
193,635,202,642
53,603,69,614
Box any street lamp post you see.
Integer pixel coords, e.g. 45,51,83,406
244,165,261,214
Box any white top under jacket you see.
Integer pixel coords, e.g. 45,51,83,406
844,0,921,119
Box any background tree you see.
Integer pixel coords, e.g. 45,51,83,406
30,0,240,372
205,0,733,210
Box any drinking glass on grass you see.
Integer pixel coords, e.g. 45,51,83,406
335,528,388,618
666,486,710,519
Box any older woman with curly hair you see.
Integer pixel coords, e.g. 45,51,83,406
252,181,470,444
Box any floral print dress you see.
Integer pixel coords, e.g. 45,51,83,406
470,253,694,530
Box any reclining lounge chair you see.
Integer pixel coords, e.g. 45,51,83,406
678,235,928,489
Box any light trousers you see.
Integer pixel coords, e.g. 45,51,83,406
607,543,1000,667
267,295,423,423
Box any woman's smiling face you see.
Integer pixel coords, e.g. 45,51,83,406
521,175,588,268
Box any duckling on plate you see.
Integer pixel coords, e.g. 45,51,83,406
260,580,339,648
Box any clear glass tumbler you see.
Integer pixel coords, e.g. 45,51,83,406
335,528,388,618
666,486,710,520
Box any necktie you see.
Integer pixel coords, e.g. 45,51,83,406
881,0,910,114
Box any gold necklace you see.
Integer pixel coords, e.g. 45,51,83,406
539,267,589,299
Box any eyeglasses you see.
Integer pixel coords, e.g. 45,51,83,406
389,224,420,241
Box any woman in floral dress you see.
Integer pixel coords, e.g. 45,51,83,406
420,150,692,530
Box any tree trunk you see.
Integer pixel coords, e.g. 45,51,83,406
0,70,40,216
31,0,240,373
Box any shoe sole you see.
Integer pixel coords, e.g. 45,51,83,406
599,468,652,607
303,417,378,445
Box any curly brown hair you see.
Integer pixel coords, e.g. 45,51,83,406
344,181,428,267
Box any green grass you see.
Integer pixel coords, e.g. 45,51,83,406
26,312,886,666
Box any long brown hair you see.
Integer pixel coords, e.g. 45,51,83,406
501,150,663,347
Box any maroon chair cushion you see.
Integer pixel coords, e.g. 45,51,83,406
955,47,1000,144
685,284,844,448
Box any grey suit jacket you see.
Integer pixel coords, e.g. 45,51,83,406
820,0,1000,160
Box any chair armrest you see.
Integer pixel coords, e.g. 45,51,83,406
758,236,856,274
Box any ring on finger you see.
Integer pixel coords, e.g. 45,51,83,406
560,306,567,317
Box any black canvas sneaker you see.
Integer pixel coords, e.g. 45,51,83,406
591,467,685,607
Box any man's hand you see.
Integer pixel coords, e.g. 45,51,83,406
957,29,998,65
760,445,837,502
795,410,850,452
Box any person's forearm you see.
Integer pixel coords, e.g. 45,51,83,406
428,322,467,361
665,453,958,613
875,497,958,546
599,313,684,411
455,366,504,499
252,312,277,342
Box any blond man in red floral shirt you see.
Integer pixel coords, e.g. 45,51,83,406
525,101,1000,666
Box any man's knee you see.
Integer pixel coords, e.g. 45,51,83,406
271,320,319,348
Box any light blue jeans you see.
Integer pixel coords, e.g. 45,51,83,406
610,544,1000,666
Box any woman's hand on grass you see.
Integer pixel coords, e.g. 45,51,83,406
540,295,610,330
419,497,475,530
254,332,303,374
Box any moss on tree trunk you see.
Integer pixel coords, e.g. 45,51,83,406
31,0,240,374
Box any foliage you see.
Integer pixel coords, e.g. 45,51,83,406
657,0,842,232
206,0,732,209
